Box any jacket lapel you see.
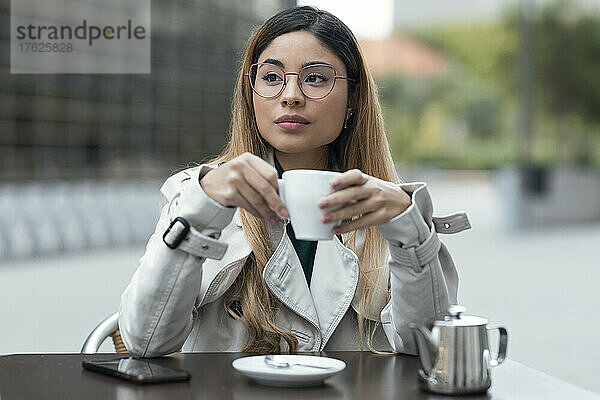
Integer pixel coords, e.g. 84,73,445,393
262,221,321,331
233,187,323,332
310,235,360,348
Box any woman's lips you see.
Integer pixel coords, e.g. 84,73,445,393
275,122,309,131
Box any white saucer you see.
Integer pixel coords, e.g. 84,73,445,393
232,355,346,387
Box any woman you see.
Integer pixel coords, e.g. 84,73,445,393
119,6,470,357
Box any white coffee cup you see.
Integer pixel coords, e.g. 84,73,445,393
277,170,345,241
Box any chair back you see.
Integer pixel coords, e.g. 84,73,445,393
81,312,127,354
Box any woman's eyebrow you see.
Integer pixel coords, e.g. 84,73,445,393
260,58,333,69
301,60,332,68
261,58,284,68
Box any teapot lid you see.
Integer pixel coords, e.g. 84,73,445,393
435,305,488,327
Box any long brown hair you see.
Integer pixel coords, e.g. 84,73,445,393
201,6,400,353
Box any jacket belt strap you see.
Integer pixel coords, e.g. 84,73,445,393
390,229,441,272
163,218,228,260
432,212,471,234
178,227,228,260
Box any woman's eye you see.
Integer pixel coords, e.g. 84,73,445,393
261,73,282,83
305,73,327,84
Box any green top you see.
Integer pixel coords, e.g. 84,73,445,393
274,156,318,286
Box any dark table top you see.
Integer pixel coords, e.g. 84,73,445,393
0,352,598,400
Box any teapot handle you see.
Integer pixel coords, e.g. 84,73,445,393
486,325,508,367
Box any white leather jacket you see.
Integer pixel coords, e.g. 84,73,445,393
119,150,471,357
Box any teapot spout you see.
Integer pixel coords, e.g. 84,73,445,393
409,322,438,375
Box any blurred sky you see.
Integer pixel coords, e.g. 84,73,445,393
298,0,600,39
298,0,515,39
297,0,394,39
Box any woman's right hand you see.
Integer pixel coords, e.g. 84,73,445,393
199,152,289,224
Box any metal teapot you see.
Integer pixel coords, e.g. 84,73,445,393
409,305,508,395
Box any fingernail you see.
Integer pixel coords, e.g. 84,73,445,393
280,208,289,219
331,179,339,187
318,199,328,208
322,215,330,223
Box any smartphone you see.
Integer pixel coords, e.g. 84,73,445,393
82,357,191,384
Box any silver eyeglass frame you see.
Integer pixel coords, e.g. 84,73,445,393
245,62,357,100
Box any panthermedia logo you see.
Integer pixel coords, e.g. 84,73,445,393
11,0,150,73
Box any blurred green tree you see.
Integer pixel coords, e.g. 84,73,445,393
378,68,506,168
503,0,600,165
379,1,600,168
537,1,600,165
535,2,600,123
377,22,515,168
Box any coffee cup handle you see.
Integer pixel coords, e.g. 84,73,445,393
277,179,286,207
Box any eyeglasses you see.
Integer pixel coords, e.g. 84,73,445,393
245,62,356,100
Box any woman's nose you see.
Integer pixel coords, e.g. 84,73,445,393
280,75,305,106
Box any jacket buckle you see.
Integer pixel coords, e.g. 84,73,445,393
163,217,190,249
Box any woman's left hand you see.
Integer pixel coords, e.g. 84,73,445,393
318,169,412,235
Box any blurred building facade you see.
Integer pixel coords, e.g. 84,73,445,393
0,0,295,259
0,0,295,181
